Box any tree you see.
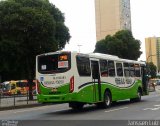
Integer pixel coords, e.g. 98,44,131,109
146,62,157,79
0,0,70,99
94,30,142,60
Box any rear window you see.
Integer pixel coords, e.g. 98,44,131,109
38,53,71,74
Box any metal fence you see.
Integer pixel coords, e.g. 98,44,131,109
0,93,38,108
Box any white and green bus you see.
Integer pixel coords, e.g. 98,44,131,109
36,51,149,109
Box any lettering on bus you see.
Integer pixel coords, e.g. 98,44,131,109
115,78,125,85
53,76,66,80
43,76,66,85
126,78,132,84
44,80,64,85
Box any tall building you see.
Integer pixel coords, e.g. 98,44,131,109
145,37,160,71
95,0,132,41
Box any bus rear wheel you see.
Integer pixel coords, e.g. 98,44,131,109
103,91,112,108
69,102,84,110
96,91,112,109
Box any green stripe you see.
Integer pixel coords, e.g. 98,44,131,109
37,80,142,103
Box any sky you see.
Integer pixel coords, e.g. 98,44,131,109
49,0,160,61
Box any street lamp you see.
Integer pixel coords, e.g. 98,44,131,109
77,44,82,53
147,54,157,63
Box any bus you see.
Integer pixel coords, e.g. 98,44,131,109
36,51,149,110
1,81,19,95
1,80,36,95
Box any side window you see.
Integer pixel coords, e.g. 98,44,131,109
135,64,141,77
129,63,135,77
76,56,91,76
108,60,115,77
116,63,123,76
100,60,108,77
124,63,130,77
11,84,16,90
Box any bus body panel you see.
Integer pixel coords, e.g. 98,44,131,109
37,79,142,103
36,51,148,104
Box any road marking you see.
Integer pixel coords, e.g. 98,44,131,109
143,107,160,110
105,107,128,113
143,104,160,111
154,104,160,107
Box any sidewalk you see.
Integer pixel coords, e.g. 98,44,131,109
0,95,43,111
155,85,160,92
0,102,43,111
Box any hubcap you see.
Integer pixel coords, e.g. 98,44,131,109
105,95,110,106
138,91,141,99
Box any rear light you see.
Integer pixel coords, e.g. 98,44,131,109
70,76,74,93
36,80,41,94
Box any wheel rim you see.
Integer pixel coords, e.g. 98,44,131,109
105,95,110,106
138,91,141,99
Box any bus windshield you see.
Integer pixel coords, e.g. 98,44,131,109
1,82,10,91
38,53,71,74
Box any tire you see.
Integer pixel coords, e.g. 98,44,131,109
136,89,142,101
130,89,142,102
96,91,112,109
69,102,84,110
104,91,112,108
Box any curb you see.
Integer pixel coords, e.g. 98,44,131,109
0,103,44,111
0,103,62,111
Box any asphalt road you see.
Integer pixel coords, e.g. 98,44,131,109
0,90,160,126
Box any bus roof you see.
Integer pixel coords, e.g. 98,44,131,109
36,51,72,57
89,53,119,60
88,52,145,65
36,51,145,65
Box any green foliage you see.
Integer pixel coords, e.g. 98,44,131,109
0,0,70,81
146,62,157,79
94,30,142,60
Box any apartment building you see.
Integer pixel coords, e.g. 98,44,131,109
145,37,160,71
95,0,132,41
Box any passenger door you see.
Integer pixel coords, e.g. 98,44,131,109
141,65,149,95
91,60,101,102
